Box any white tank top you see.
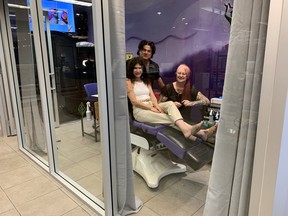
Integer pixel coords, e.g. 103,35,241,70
133,81,150,101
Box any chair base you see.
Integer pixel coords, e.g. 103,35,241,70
132,147,186,188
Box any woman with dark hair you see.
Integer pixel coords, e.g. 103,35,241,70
126,57,214,142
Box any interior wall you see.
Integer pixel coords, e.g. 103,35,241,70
272,92,288,215
249,0,288,214
125,0,231,98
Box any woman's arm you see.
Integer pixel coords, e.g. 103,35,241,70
182,91,210,106
196,91,210,105
126,80,153,110
160,93,182,108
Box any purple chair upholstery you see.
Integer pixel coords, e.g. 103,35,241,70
156,127,214,170
130,118,214,171
84,82,97,101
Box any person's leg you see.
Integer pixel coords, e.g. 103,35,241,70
158,101,183,122
175,119,203,141
159,101,204,140
133,105,176,125
134,101,188,126
133,102,203,140
195,124,218,141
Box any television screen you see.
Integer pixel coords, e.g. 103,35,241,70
28,0,75,33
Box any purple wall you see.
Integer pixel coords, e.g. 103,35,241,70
125,0,232,98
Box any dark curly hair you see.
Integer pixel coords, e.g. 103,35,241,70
137,40,156,58
126,57,151,85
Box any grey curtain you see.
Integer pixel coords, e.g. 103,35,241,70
203,0,270,215
107,0,142,215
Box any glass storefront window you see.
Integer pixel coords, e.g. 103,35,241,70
2,0,282,215
125,1,231,215
8,0,49,161
6,0,105,211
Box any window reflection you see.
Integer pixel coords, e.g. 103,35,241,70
8,1,48,158
44,0,104,205
8,0,104,208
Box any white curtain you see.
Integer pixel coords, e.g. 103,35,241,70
107,0,142,215
204,0,270,215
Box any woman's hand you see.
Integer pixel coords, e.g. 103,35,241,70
174,101,182,108
181,100,194,107
150,106,161,113
150,105,164,113
182,99,209,107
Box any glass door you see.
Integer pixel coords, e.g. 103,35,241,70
6,0,51,163
5,0,105,209
38,0,105,208
0,64,6,137
0,12,17,137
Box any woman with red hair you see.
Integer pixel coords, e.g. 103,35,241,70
160,64,210,108
160,64,217,142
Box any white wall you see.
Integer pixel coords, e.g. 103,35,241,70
250,0,288,215
272,92,288,215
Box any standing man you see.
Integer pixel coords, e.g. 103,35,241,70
134,40,165,90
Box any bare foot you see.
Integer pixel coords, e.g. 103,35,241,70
196,124,218,141
191,121,204,135
195,130,208,141
209,124,218,135
184,121,203,139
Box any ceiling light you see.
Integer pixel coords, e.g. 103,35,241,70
201,7,223,15
53,0,92,7
157,11,162,15
8,3,30,9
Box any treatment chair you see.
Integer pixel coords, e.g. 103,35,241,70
130,119,187,188
129,102,214,188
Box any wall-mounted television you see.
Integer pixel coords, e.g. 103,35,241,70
44,0,75,32
28,0,76,33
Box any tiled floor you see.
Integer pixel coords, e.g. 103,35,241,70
0,136,100,216
0,119,211,216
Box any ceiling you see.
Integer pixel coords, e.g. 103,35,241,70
125,0,230,41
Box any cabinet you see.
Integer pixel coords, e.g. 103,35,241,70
50,31,96,121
